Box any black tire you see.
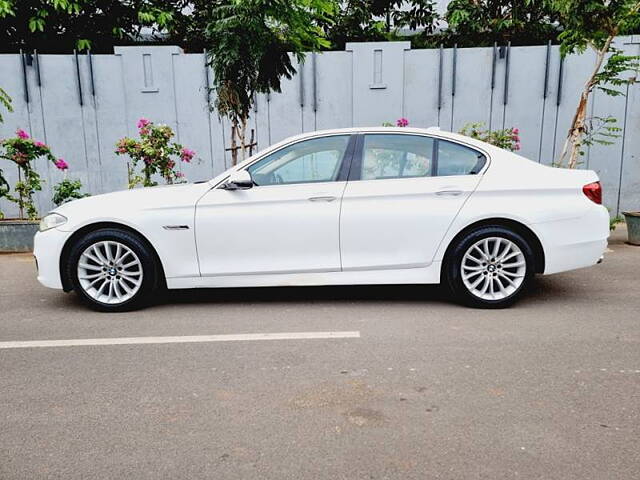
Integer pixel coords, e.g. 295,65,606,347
445,226,535,309
66,228,161,312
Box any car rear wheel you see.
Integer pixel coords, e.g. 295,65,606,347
67,228,160,312
445,226,535,308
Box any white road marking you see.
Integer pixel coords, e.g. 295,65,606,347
0,331,360,349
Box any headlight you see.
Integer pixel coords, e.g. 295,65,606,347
39,213,67,232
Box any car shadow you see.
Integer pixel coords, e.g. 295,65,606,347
157,283,454,307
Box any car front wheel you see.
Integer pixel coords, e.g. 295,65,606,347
67,228,160,312
445,226,535,308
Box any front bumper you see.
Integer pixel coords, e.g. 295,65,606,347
33,228,72,290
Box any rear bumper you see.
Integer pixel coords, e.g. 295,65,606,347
535,206,609,275
33,228,71,289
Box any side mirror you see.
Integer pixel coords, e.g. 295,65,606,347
221,170,253,190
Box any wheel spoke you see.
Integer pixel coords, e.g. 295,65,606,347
462,264,484,272
113,243,123,264
500,251,520,263
491,238,501,258
78,262,102,271
482,239,491,259
502,260,525,269
497,272,517,287
92,244,109,265
463,254,483,266
500,270,524,279
79,272,102,280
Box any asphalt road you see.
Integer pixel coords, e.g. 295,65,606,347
1,227,639,480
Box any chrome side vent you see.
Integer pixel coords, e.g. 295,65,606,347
163,225,190,230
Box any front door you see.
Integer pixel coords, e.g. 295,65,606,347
340,133,486,271
195,134,353,277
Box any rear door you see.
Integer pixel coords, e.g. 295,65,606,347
339,133,486,271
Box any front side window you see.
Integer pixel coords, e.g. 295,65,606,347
361,134,434,180
437,139,486,176
247,135,350,186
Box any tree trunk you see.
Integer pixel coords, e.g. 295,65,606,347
230,120,238,166
229,116,249,166
238,116,248,162
557,37,612,168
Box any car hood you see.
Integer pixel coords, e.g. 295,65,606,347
52,182,212,231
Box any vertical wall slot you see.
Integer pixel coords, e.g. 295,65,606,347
141,54,158,92
370,49,386,89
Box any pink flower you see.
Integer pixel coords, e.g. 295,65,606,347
175,171,185,178
514,143,521,151
54,158,69,170
180,147,195,163
35,141,47,148
512,135,520,142
16,129,30,139
396,118,409,127
512,128,519,135
137,118,151,130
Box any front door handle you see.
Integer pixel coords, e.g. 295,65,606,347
308,196,337,202
436,189,463,196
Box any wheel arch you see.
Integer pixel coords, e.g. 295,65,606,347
59,221,167,292
441,218,545,278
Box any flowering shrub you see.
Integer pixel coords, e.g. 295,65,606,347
382,118,410,127
459,123,521,152
115,118,195,188
0,129,67,220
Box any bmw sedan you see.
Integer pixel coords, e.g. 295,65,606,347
34,127,609,311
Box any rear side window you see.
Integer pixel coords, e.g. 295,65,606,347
358,134,486,180
437,139,486,176
361,134,434,180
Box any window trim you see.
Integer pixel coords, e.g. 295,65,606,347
214,133,357,189
348,132,488,182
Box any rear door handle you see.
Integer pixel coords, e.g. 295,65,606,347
436,189,463,196
308,196,337,202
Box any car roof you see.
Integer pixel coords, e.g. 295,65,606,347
279,126,495,155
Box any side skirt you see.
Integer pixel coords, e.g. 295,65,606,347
166,262,442,289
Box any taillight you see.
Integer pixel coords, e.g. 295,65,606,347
583,181,602,204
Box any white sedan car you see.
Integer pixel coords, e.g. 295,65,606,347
34,127,609,311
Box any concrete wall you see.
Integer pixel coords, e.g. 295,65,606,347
1,38,639,217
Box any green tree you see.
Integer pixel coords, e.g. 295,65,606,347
554,0,640,168
323,0,439,50
205,0,336,165
0,0,183,53
442,0,560,47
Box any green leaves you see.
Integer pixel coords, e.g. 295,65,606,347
459,122,521,152
1,1,186,53
52,178,88,206
555,0,640,55
0,87,12,124
205,0,336,125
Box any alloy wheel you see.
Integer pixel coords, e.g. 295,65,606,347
460,236,526,301
77,240,144,305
